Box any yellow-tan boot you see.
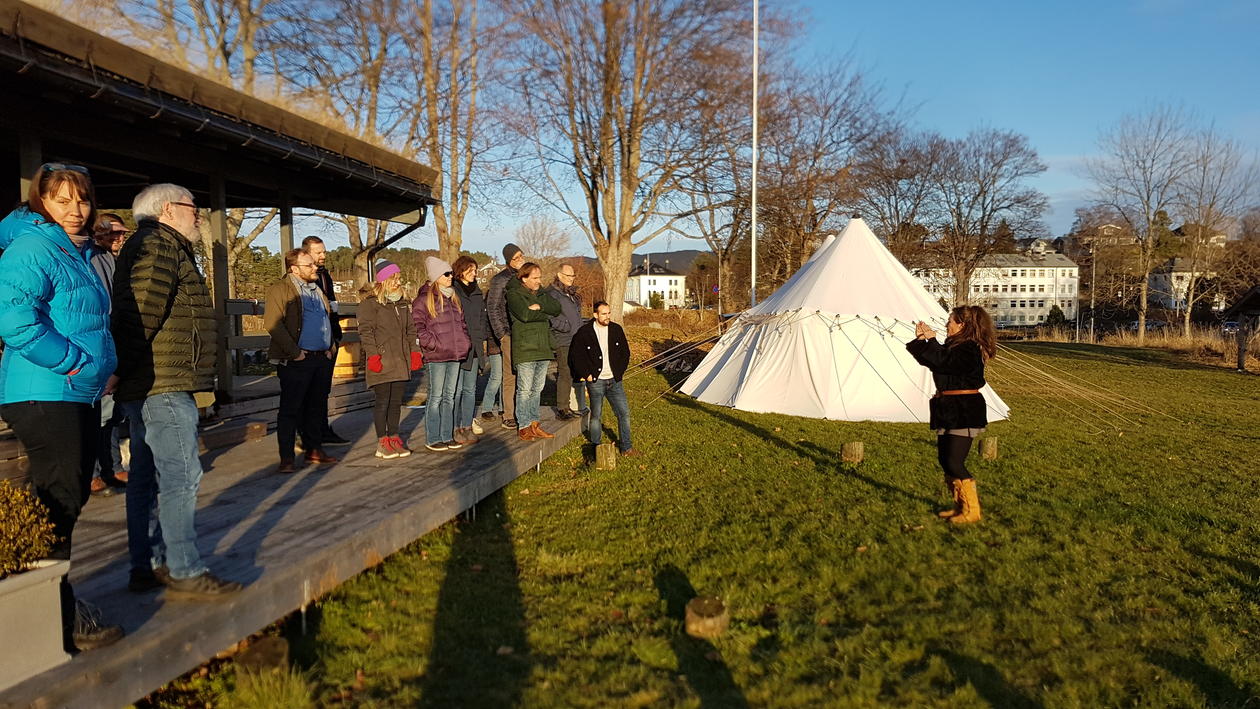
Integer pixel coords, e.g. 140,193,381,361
949,478,981,524
937,477,963,518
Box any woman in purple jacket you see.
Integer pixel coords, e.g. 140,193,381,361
413,256,471,451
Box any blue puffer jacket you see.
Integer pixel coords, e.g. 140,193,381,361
0,207,116,404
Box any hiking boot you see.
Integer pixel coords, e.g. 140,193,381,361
502,418,517,430
375,437,399,459
90,477,114,497
949,479,982,524
555,408,576,420
128,565,172,593
481,411,498,421
937,477,963,518
166,572,244,600
471,418,484,435
72,600,123,651
529,421,555,439
621,448,641,457
389,436,412,458
518,426,538,441
304,449,340,465
425,440,449,452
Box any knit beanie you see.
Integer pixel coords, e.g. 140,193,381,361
502,242,522,264
425,255,453,283
374,259,401,282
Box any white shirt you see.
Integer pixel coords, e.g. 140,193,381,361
594,322,614,380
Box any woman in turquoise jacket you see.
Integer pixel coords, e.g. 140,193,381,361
0,163,120,651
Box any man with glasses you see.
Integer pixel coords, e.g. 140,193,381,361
265,248,340,474
114,184,243,598
545,263,586,420
299,236,351,448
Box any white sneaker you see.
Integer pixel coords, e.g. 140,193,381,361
471,418,484,435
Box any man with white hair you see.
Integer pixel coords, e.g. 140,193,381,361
112,183,243,599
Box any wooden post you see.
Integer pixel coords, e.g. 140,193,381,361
209,173,232,401
279,190,293,275
17,130,41,201
841,441,864,465
1238,318,1250,373
979,437,998,460
595,443,617,470
685,597,730,639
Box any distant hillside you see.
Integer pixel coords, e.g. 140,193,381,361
629,249,706,274
563,249,709,275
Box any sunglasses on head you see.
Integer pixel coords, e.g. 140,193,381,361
41,162,90,176
443,271,453,277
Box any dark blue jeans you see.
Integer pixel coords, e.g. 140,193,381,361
586,378,631,452
277,352,333,458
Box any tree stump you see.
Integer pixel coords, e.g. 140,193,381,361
685,596,730,639
841,441,864,465
595,443,618,470
979,437,998,460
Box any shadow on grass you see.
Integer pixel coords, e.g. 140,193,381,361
670,395,937,507
1145,650,1257,707
414,488,531,708
654,565,749,709
928,647,1042,709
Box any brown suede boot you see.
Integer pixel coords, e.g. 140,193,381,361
949,478,982,524
530,421,555,439
518,425,538,441
937,477,963,518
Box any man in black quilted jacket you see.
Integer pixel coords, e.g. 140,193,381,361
486,243,525,429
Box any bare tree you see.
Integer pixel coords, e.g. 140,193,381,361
508,0,746,320
853,127,943,268
514,214,571,273
1172,127,1258,334
1086,105,1195,343
932,128,1048,305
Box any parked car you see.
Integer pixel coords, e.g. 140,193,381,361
1222,321,1240,335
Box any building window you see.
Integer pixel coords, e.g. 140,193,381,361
1019,300,1026,308
1019,315,1026,322
1020,269,1027,277
1010,269,1018,277
1038,285,1045,293
1037,300,1045,308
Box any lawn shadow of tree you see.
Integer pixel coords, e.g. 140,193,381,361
928,646,1043,709
1145,649,1257,707
654,564,750,709
669,395,937,507
412,485,531,708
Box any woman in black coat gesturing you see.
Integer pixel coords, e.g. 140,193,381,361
906,305,997,524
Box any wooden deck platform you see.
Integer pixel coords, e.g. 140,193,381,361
0,407,582,709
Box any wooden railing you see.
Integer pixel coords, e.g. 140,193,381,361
224,298,361,375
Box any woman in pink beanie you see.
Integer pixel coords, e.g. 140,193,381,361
357,259,423,458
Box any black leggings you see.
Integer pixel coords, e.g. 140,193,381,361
936,434,974,481
373,381,406,437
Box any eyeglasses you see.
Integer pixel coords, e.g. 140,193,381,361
41,162,90,176
296,263,316,270
559,272,575,278
108,230,130,239
170,201,198,210
443,271,453,277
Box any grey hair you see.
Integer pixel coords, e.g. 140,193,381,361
132,183,193,222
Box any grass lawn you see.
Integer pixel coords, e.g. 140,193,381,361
151,342,1260,708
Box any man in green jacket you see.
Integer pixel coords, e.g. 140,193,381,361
113,183,242,599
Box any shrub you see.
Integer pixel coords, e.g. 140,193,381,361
0,480,57,580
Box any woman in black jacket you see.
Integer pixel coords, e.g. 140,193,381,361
906,305,997,524
451,255,490,444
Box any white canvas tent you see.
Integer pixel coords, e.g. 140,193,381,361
680,217,1010,423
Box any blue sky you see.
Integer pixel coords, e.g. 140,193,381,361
294,0,1260,258
803,0,1260,236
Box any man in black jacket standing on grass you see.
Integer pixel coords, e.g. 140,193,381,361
568,301,637,457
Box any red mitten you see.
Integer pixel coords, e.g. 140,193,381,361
410,351,423,371
367,355,383,373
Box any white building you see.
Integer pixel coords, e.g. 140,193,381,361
1149,257,1225,311
626,261,687,309
913,253,1080,326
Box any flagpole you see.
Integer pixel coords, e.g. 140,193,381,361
750,0,759,306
